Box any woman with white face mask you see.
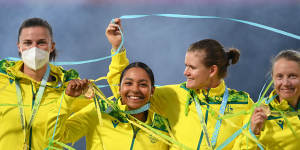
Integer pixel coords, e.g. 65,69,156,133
105,18,254,150
0,18,93,149
234,50,300,150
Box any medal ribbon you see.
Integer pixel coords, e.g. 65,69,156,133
123,103,150,115
16,65,50,147
193,95,213,150
193,87,228,149
211,87,229,148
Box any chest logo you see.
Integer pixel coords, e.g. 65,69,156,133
276,120,284,129
112,120,119,128
149,135,158,143
225,105,234,114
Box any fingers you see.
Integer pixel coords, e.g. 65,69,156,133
106,18,123,50
106,24,121,35
252,108,268,123
112,18,122,27
107,18,123,33
81,79,89,90
251,107,268,134
68,79,89,91
254,107,268,120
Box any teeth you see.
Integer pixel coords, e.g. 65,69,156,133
281,89,293,91
128,96,142,100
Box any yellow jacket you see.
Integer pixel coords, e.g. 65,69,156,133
61,96,170,150
60,49,169,149
107,50,254,150
0,60,90,150
233,90,300,150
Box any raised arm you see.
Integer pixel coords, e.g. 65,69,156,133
106,18,129,99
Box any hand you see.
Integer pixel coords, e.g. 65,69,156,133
105,18,123,51
66,79,89,97
251,107,268,135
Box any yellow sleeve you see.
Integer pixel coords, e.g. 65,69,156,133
45,92,81,147
59,103,98,144
232,99,263,150
106,49,129,99
51,83,106,145
70,95,93,112
232,123,262,150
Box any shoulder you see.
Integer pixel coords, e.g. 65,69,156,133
0,59,16,75
50,64,79,82
151,113,170,133
61,68,79,82
155,83,187,95
227,88,252,103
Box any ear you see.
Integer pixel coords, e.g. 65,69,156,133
118,84,126,104
151,86,155,96
50,42,56,53
209,65,218,78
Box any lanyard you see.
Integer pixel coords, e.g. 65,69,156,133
124,103,150,115
194,87,228,149
15,65,50,148
210,87,228,148
194,96,213,149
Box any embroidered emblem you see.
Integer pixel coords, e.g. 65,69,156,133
276,120,284,129
225,105,233,114
112,120,119,128
149,135,158,143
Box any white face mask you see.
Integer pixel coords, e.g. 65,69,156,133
21,47,50,71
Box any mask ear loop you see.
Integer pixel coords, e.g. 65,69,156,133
48,42,54,54
19,45,25,54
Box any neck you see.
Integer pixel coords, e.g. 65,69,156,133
201,78,221,90
209,79,221,88
132,111,147,122
22,63,48,81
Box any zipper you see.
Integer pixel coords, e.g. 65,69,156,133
129,124,140,150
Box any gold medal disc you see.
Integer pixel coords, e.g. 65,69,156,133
83,83,95,99
260,104,271,116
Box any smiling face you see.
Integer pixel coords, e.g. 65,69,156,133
119,67,154,110
273,58,300,104
184,51,212,89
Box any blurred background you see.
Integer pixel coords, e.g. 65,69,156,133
0,0,299,149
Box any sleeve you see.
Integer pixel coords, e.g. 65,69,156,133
232,98,264,150
58,103,98,144
106,49,129,99
70,95,93,112
232,122,263,150
44,92,82,148
44,82,93,148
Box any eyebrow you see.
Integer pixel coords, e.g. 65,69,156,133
123,78,149,83
21,38,48,41
21,39,32,42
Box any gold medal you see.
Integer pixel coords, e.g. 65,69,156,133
260,104,271,116
83,83,95,99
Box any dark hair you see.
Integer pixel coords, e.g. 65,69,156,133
271,49,300,74
18,17,56,61
187,39,240,79
120,62,155,88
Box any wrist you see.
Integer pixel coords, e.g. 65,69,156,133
112,46,125,52
251,126,261,135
